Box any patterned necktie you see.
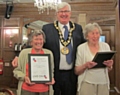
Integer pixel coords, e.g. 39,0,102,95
63,25,72,64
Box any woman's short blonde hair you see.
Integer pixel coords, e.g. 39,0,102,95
84,22,102,39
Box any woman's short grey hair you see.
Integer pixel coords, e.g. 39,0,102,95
28,29,46,44
84,22,102,39
56,2,71,12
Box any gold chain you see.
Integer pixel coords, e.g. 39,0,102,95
54,21,75,47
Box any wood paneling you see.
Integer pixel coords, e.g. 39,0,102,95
115,1,120,94
0,2,115,18
0,1,118,94
0,17,22,87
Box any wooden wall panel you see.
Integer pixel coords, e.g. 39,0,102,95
0,1,118,92
0,50,1,59
101,26,115,88
115,1,120,94
3,18,20,27
3,50,15,61
0,2,115,18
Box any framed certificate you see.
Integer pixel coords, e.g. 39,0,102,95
92,51,116,68
28,54,52,83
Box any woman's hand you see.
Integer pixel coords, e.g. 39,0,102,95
85,61,97,69
45,78,55,85
103,59,113,70
24,76,35,86
75,61,97,75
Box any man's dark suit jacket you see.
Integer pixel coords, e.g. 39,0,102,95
42,21,85,92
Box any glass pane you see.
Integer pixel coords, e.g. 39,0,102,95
99,35,106,42
3,28,20,48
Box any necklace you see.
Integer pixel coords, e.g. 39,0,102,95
54,21,75,54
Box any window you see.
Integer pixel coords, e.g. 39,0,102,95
99,35,105,42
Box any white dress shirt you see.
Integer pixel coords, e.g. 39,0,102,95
58,22,73,70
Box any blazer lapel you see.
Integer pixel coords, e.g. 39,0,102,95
53,22,59,48
69,21,75,49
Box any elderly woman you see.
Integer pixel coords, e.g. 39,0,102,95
75,23,113,95
13,30,55,95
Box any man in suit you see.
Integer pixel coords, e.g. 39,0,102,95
42,2,86,95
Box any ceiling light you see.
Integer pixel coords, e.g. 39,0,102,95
34,0,62,14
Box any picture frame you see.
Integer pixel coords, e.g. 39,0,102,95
92,51,116,68
28,54,52,83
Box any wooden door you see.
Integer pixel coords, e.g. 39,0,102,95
101,25,117,95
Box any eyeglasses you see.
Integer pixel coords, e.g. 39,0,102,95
58,10,70,14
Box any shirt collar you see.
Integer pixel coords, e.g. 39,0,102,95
58,22,70,30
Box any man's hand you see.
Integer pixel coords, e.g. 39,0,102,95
12,56,18,67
